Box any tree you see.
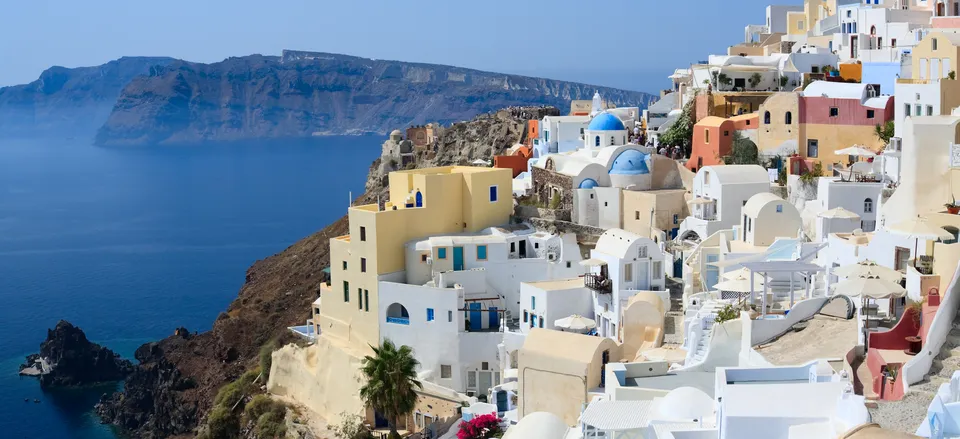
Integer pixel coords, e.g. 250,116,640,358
359,340,422,439
748,73,763,90
874,121,895,147
717,73,732,90
659,95,696,156
779,75,789,89
950,71,957,80
724,133,759,165
710,71,719,89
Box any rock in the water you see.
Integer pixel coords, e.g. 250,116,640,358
23,320,133,388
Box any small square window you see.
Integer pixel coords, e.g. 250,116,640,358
723,131,730,136
866,110,875,119
829,107,839,117
489,186,498,202
342,261,347,270
604,202,608,207
510,242,516,252
482,362,489,370
421,254,428,263
635,211,640,220
448,310,453,322
441,365,452,378
360,226,366,241
523,310,528,322
438,248,447,259
427,308,435,321
534,242,539,249
776,204,783,213
590,194,594,199
566,261,571,268
361,258,367,273
477,245,488,260
927,105,934,116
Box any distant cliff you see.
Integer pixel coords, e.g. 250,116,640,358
0,57,174,139
94,51,656,145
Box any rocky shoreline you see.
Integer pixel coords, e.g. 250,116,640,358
20,320,133,388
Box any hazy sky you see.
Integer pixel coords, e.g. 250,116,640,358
0,0,775,92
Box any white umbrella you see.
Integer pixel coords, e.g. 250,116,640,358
818,207,860,219
687,197,713,205
887,216,954,268
833,260,902,283
831,276,906,299
579,258,607,267
721,267,751,280
554,315,596,331
835,145,876,157
714,275,764,292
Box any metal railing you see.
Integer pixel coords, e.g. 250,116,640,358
585,274,612,294
386,316,410,325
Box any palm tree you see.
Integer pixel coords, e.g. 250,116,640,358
874,121,895,148
359,339,422,439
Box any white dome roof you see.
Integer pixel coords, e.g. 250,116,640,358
657,387,715,421
503,412,569,439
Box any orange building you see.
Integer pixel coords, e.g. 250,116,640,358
524,120,539,147
494,145,533,177
838,62,862,83
729,113,759,131
687,116,734,172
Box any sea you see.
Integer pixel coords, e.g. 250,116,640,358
0,136,382,439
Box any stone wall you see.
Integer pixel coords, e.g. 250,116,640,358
531,167,573,209
514,205,571,222
529,217,605,249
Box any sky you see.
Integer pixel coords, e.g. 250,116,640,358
0,0,777,93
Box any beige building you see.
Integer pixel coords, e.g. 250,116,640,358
518,329,621,425
757,92,801,157
912,32,960,81
621,189,689,241
619,292,667,361
319,166,513,348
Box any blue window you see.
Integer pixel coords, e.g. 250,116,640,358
673,214,679,225
477,245,488,260
595,136,600,147
415,191,423,207
531,315,537,328
489,186,498,202
427,308,435,321
776,204,783,213
531,296,536,310
438,248,447,259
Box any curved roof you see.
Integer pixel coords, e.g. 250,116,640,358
579,178,599,189
543,154,595,177
744,192,789,217
596,228,648,259
503,412,569,439
699,165,768,185
609,150,650,175
657,387,715,421
696,116,730,128
390,129,403,136
588,112,626,131
521,328,612,365
802,81,868,100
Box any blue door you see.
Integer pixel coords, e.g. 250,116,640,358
453,247,464,271
415,191,423,207
469,303,482,331
489,307,499,329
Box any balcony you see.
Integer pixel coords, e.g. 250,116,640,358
386,316,410,325
585,274,612,294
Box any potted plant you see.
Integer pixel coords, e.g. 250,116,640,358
945,196,959,214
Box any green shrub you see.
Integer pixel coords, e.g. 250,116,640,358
213,368,260,407
259,341,278,380
548,192,561,209
204,405,240,439
254,407,287,439
715,304,740,324
244,395,285,421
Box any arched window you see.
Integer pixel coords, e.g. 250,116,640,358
415,191,423,208
785,111,793,125
864,198,874,213
595,136,601,147
386,303,410,324
764,111,771,124
870,25,877,36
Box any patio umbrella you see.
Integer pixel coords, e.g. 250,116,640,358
714,274,764,292
579,258,607,267
887,216,954,268
818,207,860,219
554,315,596,332
687,197,713,205
835,145,877,157
831,275,906,349
833,260,902,283
721,267,751,280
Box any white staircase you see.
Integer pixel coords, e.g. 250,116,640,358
682,299,727,366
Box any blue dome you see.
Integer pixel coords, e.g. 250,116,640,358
588,113,625,131
609,149,650,175
579,178,599,189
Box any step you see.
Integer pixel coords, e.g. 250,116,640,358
856,362,879,400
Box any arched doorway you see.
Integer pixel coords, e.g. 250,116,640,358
938,1,946,16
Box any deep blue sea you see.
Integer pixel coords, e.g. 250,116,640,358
0,137,381,438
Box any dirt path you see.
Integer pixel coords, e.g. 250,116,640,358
755,315,858,365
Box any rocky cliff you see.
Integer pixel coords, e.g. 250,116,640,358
19,320,134,388
0,57,174,139
94,51,655,145
94,107,540,437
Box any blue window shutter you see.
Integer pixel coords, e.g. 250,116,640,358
427,308,435,321
489,186,498,202
532,296,536,310
438,248,447,259
478,245,487,260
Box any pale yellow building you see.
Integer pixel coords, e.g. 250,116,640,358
621,189,689,241
787,11,807,36
912,32,960,81
318,166,513,348
518,329,621,425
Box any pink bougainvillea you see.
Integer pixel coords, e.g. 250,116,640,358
457,413,503,439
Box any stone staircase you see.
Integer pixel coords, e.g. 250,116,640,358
909,319,960,395
682,300,724,366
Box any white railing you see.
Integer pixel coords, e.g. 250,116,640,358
950,143,960,169
903,260,960,391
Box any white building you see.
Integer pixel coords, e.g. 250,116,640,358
584,229,667,341
692,51,839,92
833,7,930,62
517,278,593,334
535,115,589,157
678,165,772,242
804,177,884,234
742,192,803,247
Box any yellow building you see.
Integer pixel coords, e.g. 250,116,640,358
622,189,689,240
787,11,807,36
757,92,802,157
912,32,960,81
318,166,513,347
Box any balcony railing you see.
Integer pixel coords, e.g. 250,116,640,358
386,317,410,325
585,274,612,294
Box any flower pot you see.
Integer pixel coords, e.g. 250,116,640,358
948,206,960,214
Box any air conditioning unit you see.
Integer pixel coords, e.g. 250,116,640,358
547,252,557,261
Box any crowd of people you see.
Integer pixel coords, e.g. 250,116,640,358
658,145,685,160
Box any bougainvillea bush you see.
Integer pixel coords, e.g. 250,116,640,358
457,413,503,439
